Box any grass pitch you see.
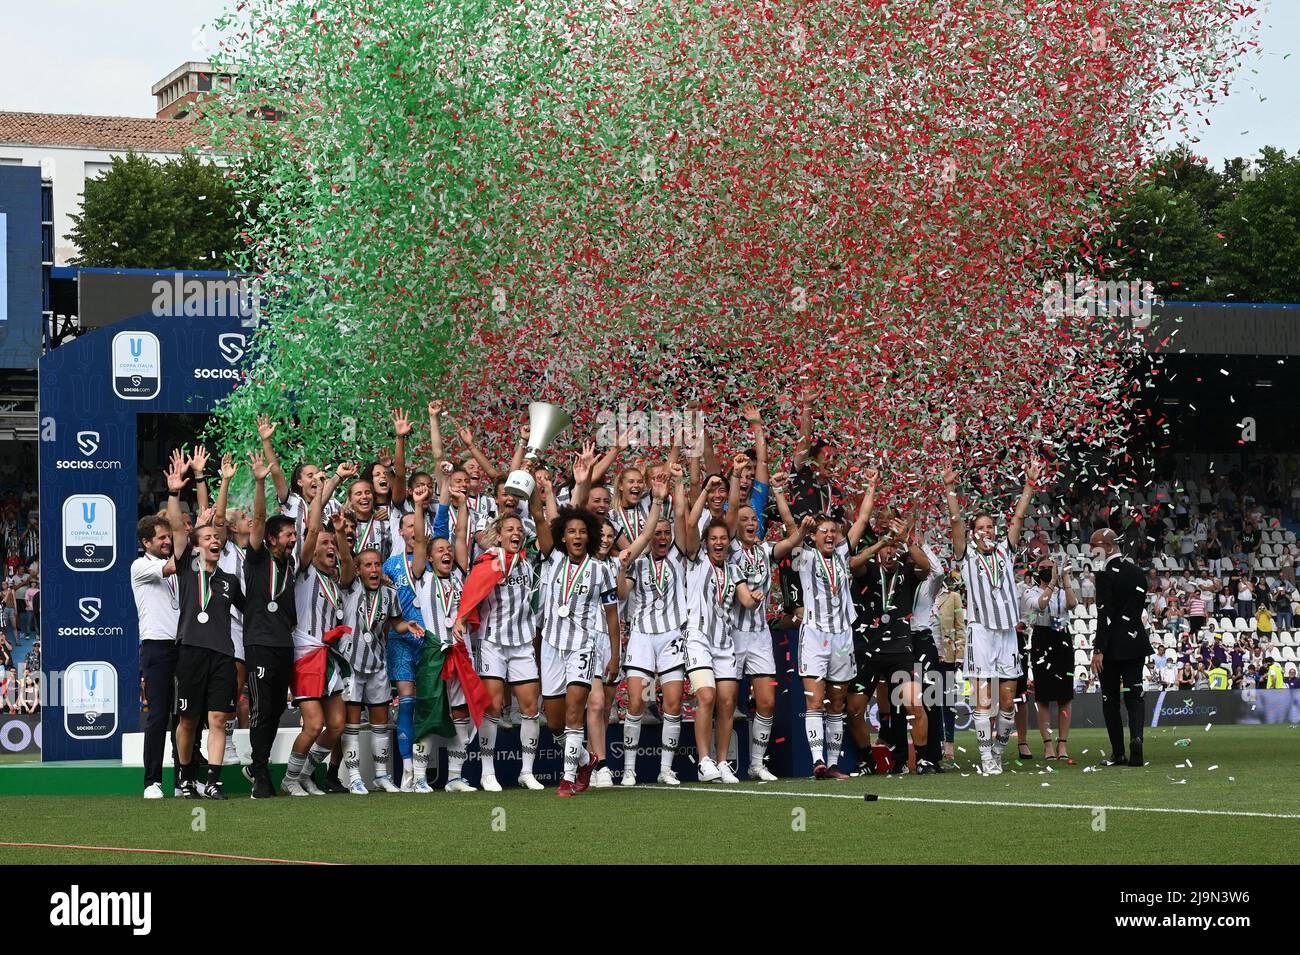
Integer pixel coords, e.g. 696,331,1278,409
2,725,1296,865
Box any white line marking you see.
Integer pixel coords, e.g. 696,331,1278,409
642,785,1300,820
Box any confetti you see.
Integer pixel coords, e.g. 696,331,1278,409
195,0,1258,500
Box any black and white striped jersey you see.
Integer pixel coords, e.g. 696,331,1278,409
960,539,1019,630
539,551,617,652
795,542,855,634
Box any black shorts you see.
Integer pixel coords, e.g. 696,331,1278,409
852,642,915,695
175,645,237,716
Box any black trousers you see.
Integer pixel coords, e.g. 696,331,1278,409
910,631,943,764
140,640,183,787
1099,658,1145,755
245,643,294,778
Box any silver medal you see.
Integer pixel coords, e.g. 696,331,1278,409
653,598,665,610
556,604,571,618
335,608,345,620
881,613,891,624
196,611,210,624
267,600,278,613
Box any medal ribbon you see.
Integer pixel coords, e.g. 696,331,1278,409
355,516,375,554
650,555,670,595
816,550,840,596
713,564,729,607
165,573,177,601
364,588,382,631
318,573,341,615
197,564,212,614
561,555,591,606
975,545,1001,588
434,575,455,617
270,558,285,601
620,506,644,540
880,568,899,617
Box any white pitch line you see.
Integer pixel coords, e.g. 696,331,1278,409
642,785,1300,820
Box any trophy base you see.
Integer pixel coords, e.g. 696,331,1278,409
504,470,536,500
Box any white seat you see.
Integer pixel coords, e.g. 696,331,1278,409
1218,616,1234,632
1074,650,1091,667
1086,604,1097,619
1222,634,1236,647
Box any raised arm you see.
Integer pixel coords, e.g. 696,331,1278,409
743,403,769,484
530,475,553,557
257,414,290,505
775,515,816,561
591,433,624,485
248,449,271,551
794,385,813,469
332,510,356,587
410,482,429,580
683,467,707,559
846,467,879,550
454,421,502,481
191,444,211,513
450,487,470,574
770,471,797,535
726,453,745,536
1008,459,1042,550
898,516,931,577
1060,561,1078,610
214,453,237,533
427,400,446,468
700,427,719,481
302,462,350,569
390,407,412,506
508,423,529,475
570,444,595,509
943,466,966,562
624,478,667,565
164,450,190,575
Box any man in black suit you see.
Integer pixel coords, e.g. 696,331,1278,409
1089,528,1153,767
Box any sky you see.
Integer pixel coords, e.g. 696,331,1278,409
0,0,1295,165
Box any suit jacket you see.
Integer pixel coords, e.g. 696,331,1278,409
1094,554,1153,662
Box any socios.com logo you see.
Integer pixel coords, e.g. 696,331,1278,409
79,597,102,622
62,494,116,572
112,331,161,400
53,429,123,471
194,332,248,381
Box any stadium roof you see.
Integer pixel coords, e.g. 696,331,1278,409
0,111,208,153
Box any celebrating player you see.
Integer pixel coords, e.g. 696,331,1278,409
943,459,1040,775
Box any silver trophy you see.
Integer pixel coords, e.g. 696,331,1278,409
503,402,573,499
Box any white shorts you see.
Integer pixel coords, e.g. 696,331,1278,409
625,628,686,682
541,641,597,698
966,622,1022,679
476,639,540,685
343,667,392,706
684,629,738,682
733,628,776,678
799,623,855,684
231,624,245,663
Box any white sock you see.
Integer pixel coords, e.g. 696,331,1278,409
304,743,330,778
448,718,472,779
342,723,362,785
750,714,773,769
623,713,642,775
563,727,583,782
826,713,844,769
975,713,994,762
520,715,540,776
412,734,430,783
479,715,499,778
805,711,825,764
993,709,1014,755
659,713,681,773
285,751,307,782
370,723,391,779
223,718,238,761
578,746,591,767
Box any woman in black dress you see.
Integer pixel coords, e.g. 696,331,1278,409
1027,557,1077,763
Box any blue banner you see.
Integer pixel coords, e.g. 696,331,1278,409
39,304,252,760
0,165,43,369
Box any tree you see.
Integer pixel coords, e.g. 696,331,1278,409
67,151,239,269
1109,183,1219,301
1214,147,1300,303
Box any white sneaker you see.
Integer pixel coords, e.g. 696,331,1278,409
348,778,369,795
620,769,637,787
981,758,1002,776
480,774,503,793
413,777,435,793
717,761,740,784
223,739,239,765
697,757,722,782
281,777,310,797
400,771,415,792
300,775,325,795
445,777,478,793
143,783,164,800
656,769,681,786
748,764,778,782
591,766,614,788
373,774,402,793
518,772,545,791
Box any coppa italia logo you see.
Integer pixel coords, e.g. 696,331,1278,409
62,494,116,572
54,429,123,471
111,331,161,400
194,332,248,381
